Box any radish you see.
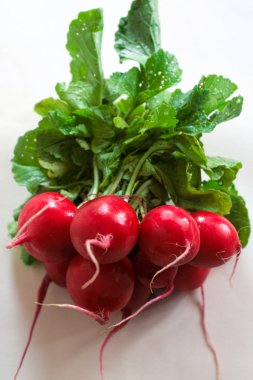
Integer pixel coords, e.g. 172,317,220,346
110,206,200,328
174,264,211,291
70,195,139,264
124,279,151,313
133,251,178,290
190,211,241,268
66,255,135,318
44,259,72,287
7,192,77,263
139,205,200,268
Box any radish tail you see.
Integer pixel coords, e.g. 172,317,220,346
200,285,221,380
37,302,109,325
150,241,191,292
7,199,65,250
6,232,29,249
100,310,129,380
229,245,242,287
13,274,52,380
110,285,174,329
82,234,113,290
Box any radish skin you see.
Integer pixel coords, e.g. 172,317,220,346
191,211,241,268
7,192,77,263
70,195,139,264
174,264,211,291
66,255,135,316
139,205,200,267
133,251,178,291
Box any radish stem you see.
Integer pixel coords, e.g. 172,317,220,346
125,142,172,196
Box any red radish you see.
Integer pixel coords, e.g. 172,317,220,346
124,279,151,313
70,195,139,265
66,255,135,317
133,251,178,289
44,259,72,287
174,264,211,291
139,205,200,268
190,211,241,268
7,192,77,263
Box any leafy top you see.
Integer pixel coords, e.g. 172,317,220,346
9,0,250,265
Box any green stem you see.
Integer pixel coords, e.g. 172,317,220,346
88,156,100,199
125,142,172,196
103,167,125,195
43,180,92,190
135,178,153,196
130,178,152,209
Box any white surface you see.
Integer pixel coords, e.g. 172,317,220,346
0,0,253,379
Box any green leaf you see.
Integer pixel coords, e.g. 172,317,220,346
12,162,48,192
7,220,18,238
174,135,207,167
75,106,115,138
105,67,141,102
56,81,94,109
162,158,232,215
176,75,242,135
138,49,182,102
205,156,242,187
113,116,129,130
226,186,251,248
147,90,171,109
210,96,243,125
140,104,178,134
66,9,104,105
115,0,160,64
12,130,48,192
60,186,83,202
199,75,237,115
21,249,37,266
59,123,90,138
34,97,71,116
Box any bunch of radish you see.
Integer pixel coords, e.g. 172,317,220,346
6,0,250,378
7,190,242,379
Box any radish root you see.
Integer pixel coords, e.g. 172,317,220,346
100,310,130,380
37,302,109,325
150,241,191,292
14,274,52,380
228,245,242,287
82,234,113,290
110,284,174,329
200,285,221,380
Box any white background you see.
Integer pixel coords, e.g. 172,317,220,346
0,0,253,379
